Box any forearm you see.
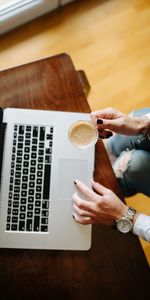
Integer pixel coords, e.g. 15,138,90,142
139,114,150,137
133,213,150,242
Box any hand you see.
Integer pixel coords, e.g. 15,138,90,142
90,107,148,137
72,179,128,225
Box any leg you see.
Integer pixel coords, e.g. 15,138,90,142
114,150,150,197
104,107,150,196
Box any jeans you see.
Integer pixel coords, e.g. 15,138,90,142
106,108,150,197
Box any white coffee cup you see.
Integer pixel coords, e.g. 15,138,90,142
68,120,98,149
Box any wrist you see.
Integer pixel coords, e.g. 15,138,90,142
132,212,140,226
139,116,150,136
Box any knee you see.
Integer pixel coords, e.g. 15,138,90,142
113,149,150,196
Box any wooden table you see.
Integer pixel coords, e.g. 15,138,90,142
0,54,149,300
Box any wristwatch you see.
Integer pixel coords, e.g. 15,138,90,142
116,207,137,233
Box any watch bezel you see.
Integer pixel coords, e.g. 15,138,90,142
116,217,133,233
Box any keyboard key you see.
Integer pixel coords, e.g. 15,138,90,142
18,136,24,142
32,139,37,145
12,209,18,215
28,204,33,210
27,211,33,218
42,201,49,209
18,143,23,149
14,186,20,193
41,218,48,224
35,201,41,207
35,193,41,199
40,127,45,141
16,157,22,163
25,140,30,146
17,150,22,156
25,147,30,153
22,176,28,182
23,161,29,167
30,174,35,181
42,210,49,217
43,165,51,199
29,189,34,195
13,201,19,208
32,145,37,152
26,219,33,231
41,225,48,232
6,224,10,230
35,208,40,214
30,167,36,173
23,168,28,175
29,182,35,188
19,221,25,231
22,183,27,189
46,134,53,140
20,213,25,219
14,194,19,200
12,216,18,223
26,132,31,139
26,126,31,132
19,125,24,135
21,198,26,204
28,196,34,203
33,126,38,137
37,171,42,177
37,178,42,184
15,179,20,185
21,190,27,197
34,216,40,231
31,152,36,159
11,224,18,231
38,156,43,163
20,205,26,212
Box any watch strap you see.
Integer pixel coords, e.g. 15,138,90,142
124,207,136,221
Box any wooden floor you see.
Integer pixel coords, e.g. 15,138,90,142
0,0,150,263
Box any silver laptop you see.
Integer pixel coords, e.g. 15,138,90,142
0,108,95,250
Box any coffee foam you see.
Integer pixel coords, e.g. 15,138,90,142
68,121,98,149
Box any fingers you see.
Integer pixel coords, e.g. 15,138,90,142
98,129,113,139
90,107,124,124
90,107,126,136
72,192,95,213
74,180,100,201
91,179,110,195
72,181,99,225
72,213,94,224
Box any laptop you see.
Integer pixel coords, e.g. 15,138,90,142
0,108,95,250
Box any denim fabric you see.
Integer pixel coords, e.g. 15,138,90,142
106,108,150,197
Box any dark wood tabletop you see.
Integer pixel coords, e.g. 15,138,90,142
0,53,149,300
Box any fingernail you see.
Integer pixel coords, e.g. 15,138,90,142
72,214,75,219
74,181,77,185
99,135,105,139
97,119,103,124
106,132,113,138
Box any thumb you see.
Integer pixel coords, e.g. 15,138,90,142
97,118,123,133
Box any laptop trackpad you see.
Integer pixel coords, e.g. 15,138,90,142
57,159,89,200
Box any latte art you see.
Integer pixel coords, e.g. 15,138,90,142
68,121,98,149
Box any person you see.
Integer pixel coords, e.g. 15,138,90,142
72,107,150,242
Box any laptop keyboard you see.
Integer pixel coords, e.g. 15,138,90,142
6,124,53,233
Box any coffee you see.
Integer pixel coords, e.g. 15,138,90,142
68,121,98,149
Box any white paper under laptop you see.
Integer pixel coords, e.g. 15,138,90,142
0,108,95,250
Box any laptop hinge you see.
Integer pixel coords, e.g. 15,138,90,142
0,108,7,185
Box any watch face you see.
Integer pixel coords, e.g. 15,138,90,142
117,218,132,233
